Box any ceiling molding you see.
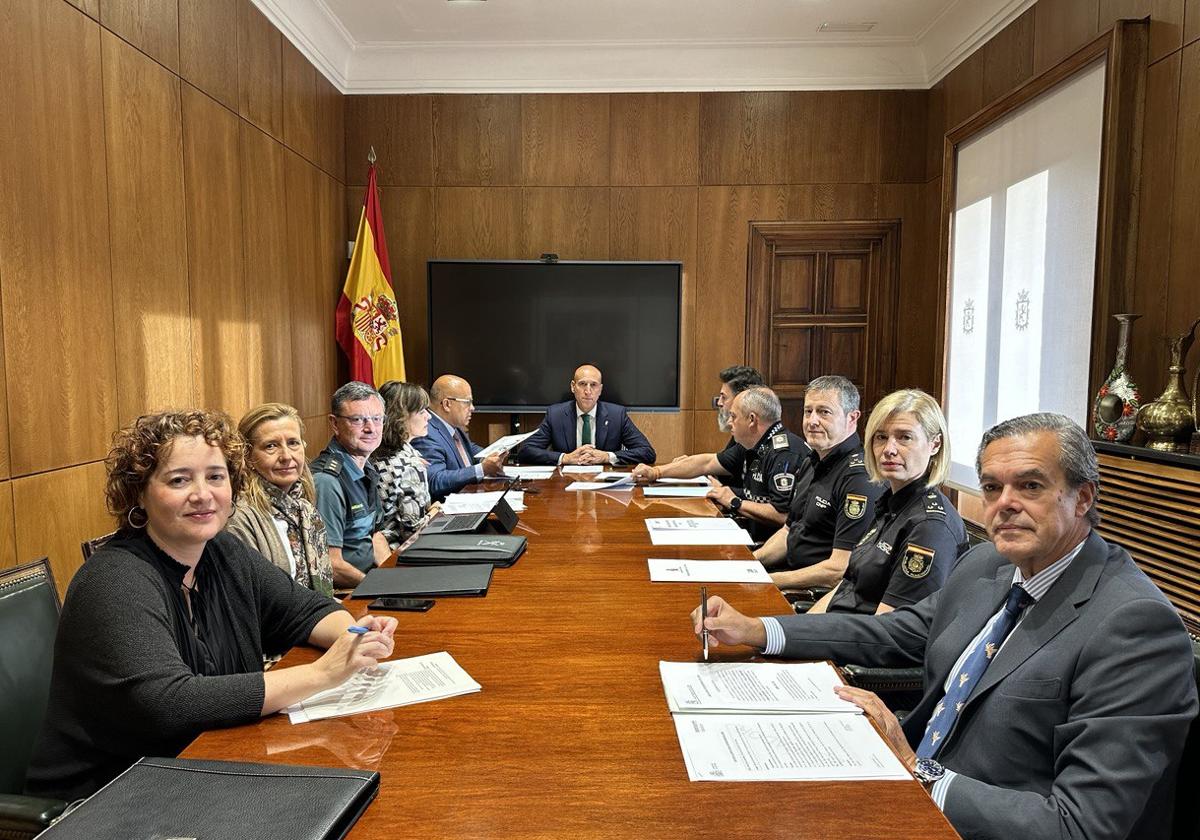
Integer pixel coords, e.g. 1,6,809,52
251,0,1037,94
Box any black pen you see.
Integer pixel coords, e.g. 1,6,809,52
700,586,709,661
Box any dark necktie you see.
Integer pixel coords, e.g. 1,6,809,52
581,413,592,446
916,583,1033,758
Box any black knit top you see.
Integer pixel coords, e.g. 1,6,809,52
25,530,343,800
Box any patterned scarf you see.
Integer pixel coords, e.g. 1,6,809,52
263,480,335,598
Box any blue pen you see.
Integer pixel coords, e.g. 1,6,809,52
347,625,371,635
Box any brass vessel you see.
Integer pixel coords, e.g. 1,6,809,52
1137,317,1200,452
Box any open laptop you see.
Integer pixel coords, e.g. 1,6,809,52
421,481,519,535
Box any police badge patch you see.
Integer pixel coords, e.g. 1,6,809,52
844,493,868,520
772,433,789,450
773,472,795,493
901,544,935,578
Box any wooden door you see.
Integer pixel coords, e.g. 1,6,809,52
746,220,900,430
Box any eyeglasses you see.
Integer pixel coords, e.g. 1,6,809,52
335,414,384,427
447,397,474,407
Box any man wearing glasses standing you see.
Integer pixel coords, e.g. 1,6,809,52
311,381,393,585
415,374,508,501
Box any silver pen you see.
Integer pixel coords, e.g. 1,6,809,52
700,586,709,661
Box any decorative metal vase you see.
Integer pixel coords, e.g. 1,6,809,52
1136,317,1200,452
1093,313,1141,442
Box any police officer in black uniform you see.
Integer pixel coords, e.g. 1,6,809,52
632,387,808,541
755,376,883,592
817,389,969,615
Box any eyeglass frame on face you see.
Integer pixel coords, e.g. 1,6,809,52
334,413,384,428
446,397,474,407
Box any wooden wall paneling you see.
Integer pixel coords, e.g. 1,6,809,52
877,183,936,393
182,82,250,416
63,0,98,20
103,31,194,424
925,80,947,183
943,48,986,131
282,38,318,164
610,93,700,186
611,187,699,409
1168,42,1200,340
0,482,14,569
240,122,292,405
698,92,791,185
628,411,689,463
237,0,283,140
879,90,929,184
521,94,611,186
0,0,117,475
434,187,523,259
344,95,433,186
520,188,610,261
693,186,791,410
1034,0,1101,74
1099,0,1185,63
13,462,112,594
348,186,435,387
100,0,179,71
179,0,238,111
1130,53,1180,391
285,151,325,417
1189,0,1200,44
692,410,728,458
788,91,882,183
981,8,1036,104
303,415,329,462
315,172,345,402
786,183,878,221
432,95,521,186
315,72,345,180
0,283,8,478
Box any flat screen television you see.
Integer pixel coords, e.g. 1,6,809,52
428,260,682,411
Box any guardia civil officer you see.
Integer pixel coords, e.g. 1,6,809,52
632,387,809,542
755,375,884,592
810,389,968,615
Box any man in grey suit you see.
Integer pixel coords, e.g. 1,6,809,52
693,413,1196,840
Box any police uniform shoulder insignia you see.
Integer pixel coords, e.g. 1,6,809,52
924,492,947,517
773,472,795,493
772,433,789,450
901,544,935,578
310,453,341,476
844,493,868,520
848,453,865,469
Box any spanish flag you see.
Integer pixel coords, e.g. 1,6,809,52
336,165,405,386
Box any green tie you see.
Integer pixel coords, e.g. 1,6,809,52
581,413,592,446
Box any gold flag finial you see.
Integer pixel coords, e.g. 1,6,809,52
367,145,377,165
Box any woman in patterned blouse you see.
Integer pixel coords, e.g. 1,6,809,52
372,381,434,548
225,403,335,597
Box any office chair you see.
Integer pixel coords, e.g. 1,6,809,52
80,530,116,563
1172,637,1200,840
0,559,68,839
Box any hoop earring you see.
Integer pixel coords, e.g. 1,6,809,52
127,506,148,529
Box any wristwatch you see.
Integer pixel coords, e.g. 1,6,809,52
912,757,945,790
728,495,743,512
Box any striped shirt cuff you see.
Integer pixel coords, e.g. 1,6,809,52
760,617,785,655
930,769,958,810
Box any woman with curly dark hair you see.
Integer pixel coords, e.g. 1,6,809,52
25,410,397,800
372,381,435,548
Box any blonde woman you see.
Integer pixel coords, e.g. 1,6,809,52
226,403,335,597
808,389,968,615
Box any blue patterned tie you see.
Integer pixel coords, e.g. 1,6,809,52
916,583,1033,758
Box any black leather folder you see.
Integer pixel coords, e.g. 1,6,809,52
37,757,379,840
398,533,527,567
351,564,494,598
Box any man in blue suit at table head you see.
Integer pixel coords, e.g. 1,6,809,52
519,364,657,468
413,374,508,501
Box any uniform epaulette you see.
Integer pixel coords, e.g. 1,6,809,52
848,452,866,470
310,452,342,477
924,491,947,518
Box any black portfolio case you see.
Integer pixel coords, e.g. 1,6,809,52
398,533,527,567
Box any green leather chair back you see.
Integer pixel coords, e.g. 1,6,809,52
0,559,61,794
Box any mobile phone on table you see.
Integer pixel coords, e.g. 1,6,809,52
368,597,435,612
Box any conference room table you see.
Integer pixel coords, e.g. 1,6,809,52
183,474,959,839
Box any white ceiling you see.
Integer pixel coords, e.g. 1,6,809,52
256,0,1036,93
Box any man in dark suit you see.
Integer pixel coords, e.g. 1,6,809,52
520,364,656,467
693,413,1196,840
413,374,507,501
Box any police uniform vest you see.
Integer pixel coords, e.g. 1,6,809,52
828,481,968,614
311,441,381,573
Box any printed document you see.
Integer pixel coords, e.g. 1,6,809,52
474,431,536,460
287,652,481,724
561,465,604,474
441,490,526,514
672,713,910,782
502,466,557,480
566,480,634,491
645,517,752,545
655,476,712,485
648,559,771,583
643,486,711,498
659,661,859,714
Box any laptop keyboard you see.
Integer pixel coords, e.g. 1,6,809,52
439,513,483,531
